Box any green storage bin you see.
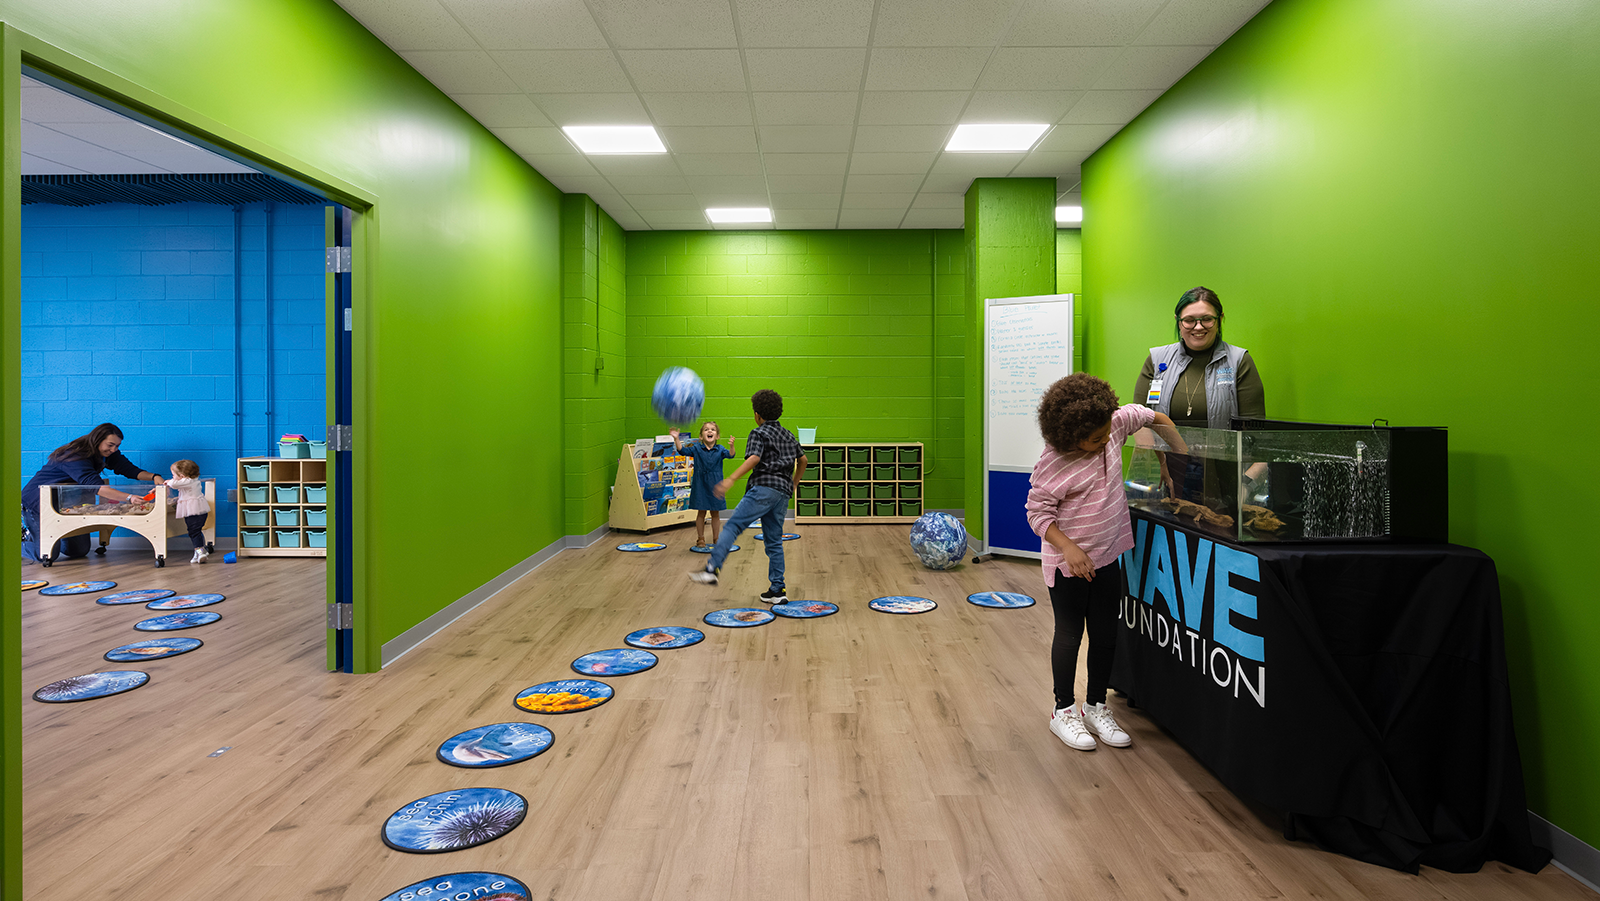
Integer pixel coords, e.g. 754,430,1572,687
899,482,921,499
305,485,327,503
873,465,895,481
275,529,302,548
898,464,921,480
305,507,327,527
848,483,870,499
873,447,896,463
242,486,268,504
848,447,871,463
873,483,896,499
273,507,300,527
797,484,820,500
822,483,845,500
823,500,845,517
847,464,870,481
242,463,269,481
309,440,327,459
899,500,923,517
278,441,309,459
822,447,845,464
848,500,871,516
796,500,821,517
241,507,268,527
874,500,897,516
306,529,328,548
240,529,268,548
801,445,819,458
899,446,922,463
274,485,301,503
822,464,845,480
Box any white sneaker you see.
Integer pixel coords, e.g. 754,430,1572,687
191,548,207,564
1082,702,1132,747
1049,706,1096,751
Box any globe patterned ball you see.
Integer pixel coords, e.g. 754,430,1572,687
909,511,967,570
651,367,705,424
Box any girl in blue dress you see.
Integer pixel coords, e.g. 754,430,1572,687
671,422,737,548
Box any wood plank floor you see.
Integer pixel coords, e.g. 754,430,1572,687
19,526,1592,900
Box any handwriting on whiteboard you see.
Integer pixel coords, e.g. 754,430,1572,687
989,303,1070,417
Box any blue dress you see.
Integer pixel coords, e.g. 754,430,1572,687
685,441,735,511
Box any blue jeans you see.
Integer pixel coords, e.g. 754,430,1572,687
706,485,789,590
21,506,91,563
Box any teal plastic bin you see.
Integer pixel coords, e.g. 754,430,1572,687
309,440,327,459
278,441,309,459
306,529,327,548
274,529,301,548
242,463,269,481
240,529,268,548
304,484,327,503
274,485,301,503
241,507,268,527
273,508,300,527
242,486,268,503
305,507,327,526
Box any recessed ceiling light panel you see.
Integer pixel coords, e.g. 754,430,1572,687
562,125,666,154
706,208,772,223
945,123,1049,153
1056,205,1083,224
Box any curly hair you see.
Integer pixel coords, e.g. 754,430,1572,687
751,389,783,421
1037,374,1119,452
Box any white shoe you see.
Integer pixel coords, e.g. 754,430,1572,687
1082,702,1132,747
1050,706,1096,751
191,548,207,564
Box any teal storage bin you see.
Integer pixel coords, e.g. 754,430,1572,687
309,440,327,459
306,529,327,548
241,507,268,527
240,529,268,548
242,463,269,481
274,485,301,503
242,486,268,503
305,507,327,526
304,484,327,503
278,441,309,459
273,508,300,526
275,529,302,547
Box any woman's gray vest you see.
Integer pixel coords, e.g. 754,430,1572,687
1145,340,1249,430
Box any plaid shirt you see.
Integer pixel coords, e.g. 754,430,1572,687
744,420,803,495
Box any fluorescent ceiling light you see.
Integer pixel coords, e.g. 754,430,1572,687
946,123,1049,153
562,125,665,154
706,207,772,223
1056,205,1083,224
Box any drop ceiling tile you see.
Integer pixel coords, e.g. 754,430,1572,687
775,210,841,227
529,93,649,125
1093,45,1213,90
848,152,937,174
711,220,774,230
606,208,651,229
643,210,716,228
857,91,968,126
745,49,868,92
866,48,992,91
751,92,859,126
758,126,853,153
20,82,128,124
557,176,624,195
676,153,766,176
121,148,255,174
1061,90,1163,124
49,122,209,154
591,0,738,48
841,192,914,209
837,209,906,228
920,171,976,193
20,152,85,175
964,91,1084,122
609,175,695,194
519,153,599,178
1006,153,1081,178
586,154,683,177
697,195,774,210
844,173,925,193
31,150,165,174
441,0,608,49
494,127,577,155
627,194,702,210
978,47,1120,91
659,126,760,153
618,50,747,93
397,50,522,94
643,93,755,126
735,0,875,47
453,94,555,128
851,125,950,153
1036,122,1120,152
873,0,1017,47
763,153,850,175
901,208,964,228
1004,0,1166,47
769,175,848,194
334,0,478,50
929,152,1028,175
1135,0,1271,46
771,190,845,208
21,122,110,153
493,50,633,93
910,192,966,208
685,175,769,195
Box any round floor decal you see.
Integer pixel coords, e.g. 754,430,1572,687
105,637,203,662
513,679,613,714
689,544,738,553
616,542,666,552
437,722,554,768
38,580,117,596
571,648,658,676
379,872,532,901
753,532,801,541
135,611,221,631
772,600,838,619
96,589,176,606
33,670,149,703
382,787,527,853
146,593,225,610
967,591,1036,609
703,607,775,628
869,595,938,614
624,626,705,650
22,580,48,591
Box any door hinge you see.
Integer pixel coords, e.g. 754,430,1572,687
328,424,353,452
343,307,353,332
325,246,352,273
326,604,353,630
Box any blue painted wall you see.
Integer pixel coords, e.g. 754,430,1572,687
18,201,326,537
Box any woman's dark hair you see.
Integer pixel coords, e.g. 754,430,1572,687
1174,286,1223,338
49,423,124,466
752,389,783,421
1037,374,1119,452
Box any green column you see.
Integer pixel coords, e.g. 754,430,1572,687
963,178,1057,542
1,24,22,901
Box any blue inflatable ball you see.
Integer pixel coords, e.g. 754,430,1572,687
909,512,967,570
651,367,705,424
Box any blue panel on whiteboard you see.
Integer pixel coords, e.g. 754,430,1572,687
988,470,1041,555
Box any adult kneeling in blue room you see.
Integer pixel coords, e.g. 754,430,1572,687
21,422,167,564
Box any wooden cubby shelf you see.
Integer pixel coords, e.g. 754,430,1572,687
236,456,328,557
795,442,923,524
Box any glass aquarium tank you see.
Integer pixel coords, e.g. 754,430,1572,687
1123,420,1448,543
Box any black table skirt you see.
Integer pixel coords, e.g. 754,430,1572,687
1110,508,1551,874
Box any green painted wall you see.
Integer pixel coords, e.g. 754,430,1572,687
963,178,1056,538
1083,0,1600,846
624,230,966,511
561,195,628,534
1,25,21,900
1056,228,1084,372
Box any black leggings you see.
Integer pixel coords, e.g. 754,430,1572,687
1048,560,1123,710
184,514,209,549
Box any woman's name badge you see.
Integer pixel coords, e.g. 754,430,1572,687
1216,367,1235,386
1146,379,1163,405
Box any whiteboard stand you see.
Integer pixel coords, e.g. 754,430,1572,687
979,294,1074,561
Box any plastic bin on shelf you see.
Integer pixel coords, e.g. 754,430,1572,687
278,441,309,459
848,484,870,500
242,486,268,504
309,440,327,459
274,485,301,503
273,508,300,527
848,447,871,463
241,507,268,527
306,529,328,548
899,482,922,499
274,529,302,547
796,500,821,517
847,465,870,481
899,500,923,517
822,501,845,517
242,463,269,481
873,483,896,499
873,465,895,481
873,447,896,463
899,446,922,463
898,464,921,480
848,500,871,516
240,529,268,548
797,484,820,500
305,507,327,527
304,484,327,503
874,500,897,516
821,448,845,464
822,483,845,500
821,465,845,481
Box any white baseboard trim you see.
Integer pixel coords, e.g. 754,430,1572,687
1530,811,1600,892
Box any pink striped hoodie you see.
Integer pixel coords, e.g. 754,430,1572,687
1025,404,1154,586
